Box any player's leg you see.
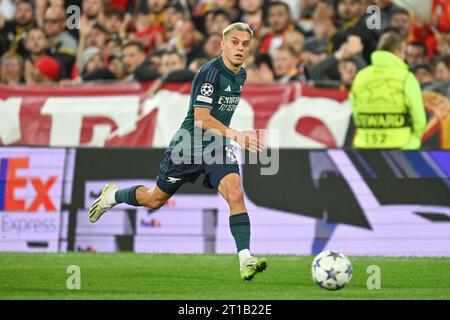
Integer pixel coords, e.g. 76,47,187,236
204,145,268,280
89,149,198,223
113,184,172,209
135,185,172,209
214,172,268,281
88,184,172,223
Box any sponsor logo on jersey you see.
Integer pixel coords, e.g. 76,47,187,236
196,95,213,104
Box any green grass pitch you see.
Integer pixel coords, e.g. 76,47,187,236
0,253,449,300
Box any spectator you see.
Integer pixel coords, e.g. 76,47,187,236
169,19,204,64
405,42,429,67
434,54,450,81
148,49,165,71
146,0,169,25
283,29,305,58
82,52,126,83
388,8,412,40
31,54,61,85
147,49,195,95
208,9,232,36
102,7,126,38
24,27,48,61
44,6,78,78
436,28,450,55
432,0,450,33
0,0,35,57
1,52,24,85
104,37,122,60
79,46,103,78
82,0,104,22
153,50,194,94
350,32,426,149
337,59,358,87
238,0,264,33
107,53,126,80
163,4,185,39
411,64,435,86
158,50,188,77
203,9,217,36
131,12,165,53
201,33,222,60
86,22,109,50
409,0,450,68
312,2,338,43
300,37,328,68
331,0,377,63
23,27,53,84
272,45,300,83
299,0,321,33
188,57,208,73
260,2,298,55
44,6,78,55
373,0,401,35
309,35,366,85
213,0,239,22
74,20,109,77
122,40,159,82
0,0,444,90
246,53,274,84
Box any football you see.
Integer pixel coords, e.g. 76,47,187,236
311,250,352,290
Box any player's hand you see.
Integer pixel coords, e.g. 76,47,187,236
235,130,265,153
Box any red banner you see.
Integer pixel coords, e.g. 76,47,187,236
0,83,446,148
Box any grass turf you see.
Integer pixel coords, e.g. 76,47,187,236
0,253,449,300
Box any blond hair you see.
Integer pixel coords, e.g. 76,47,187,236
377,32,405,53
222,22,253,38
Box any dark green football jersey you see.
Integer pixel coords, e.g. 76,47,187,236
169,56,247,157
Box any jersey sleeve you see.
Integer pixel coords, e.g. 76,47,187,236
192,66,220,110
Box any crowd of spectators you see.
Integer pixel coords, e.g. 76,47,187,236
0,0,449,92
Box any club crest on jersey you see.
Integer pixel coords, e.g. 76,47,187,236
200,83,214,96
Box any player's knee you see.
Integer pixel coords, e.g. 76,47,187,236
227,188,244,206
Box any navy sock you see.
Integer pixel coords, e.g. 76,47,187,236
229,212,251,252
114,185,142,206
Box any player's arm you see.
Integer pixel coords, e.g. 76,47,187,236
194,107,263,153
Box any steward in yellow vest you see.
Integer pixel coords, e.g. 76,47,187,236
350,32,426,149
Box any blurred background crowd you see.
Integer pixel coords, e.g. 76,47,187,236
0,0,449,92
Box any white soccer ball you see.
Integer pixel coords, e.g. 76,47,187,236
311,250,352,290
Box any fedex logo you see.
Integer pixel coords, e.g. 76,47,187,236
0,157,57,212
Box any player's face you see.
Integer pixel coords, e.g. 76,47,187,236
221,30,252,67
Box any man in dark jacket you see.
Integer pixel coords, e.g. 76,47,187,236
331,0,377,63
0,0,36,57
